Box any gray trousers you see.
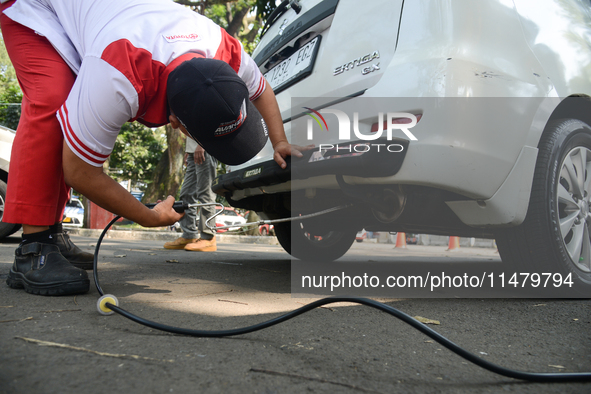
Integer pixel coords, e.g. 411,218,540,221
179,152,217,239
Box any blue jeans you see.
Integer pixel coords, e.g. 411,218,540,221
179,152,217,239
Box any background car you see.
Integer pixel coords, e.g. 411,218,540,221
213,0,591,290
215,207,247,232
355,230,367,243
62,196,85,228
0,124,20,238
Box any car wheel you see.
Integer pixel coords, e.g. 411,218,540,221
0,179,21,239
496,119,591,290
274,221,357,262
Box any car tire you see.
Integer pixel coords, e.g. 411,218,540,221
0,179,21,239
274,221,357,262
495,119,591,290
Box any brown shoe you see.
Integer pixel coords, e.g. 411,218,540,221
184,237,217,252
164,237,198,250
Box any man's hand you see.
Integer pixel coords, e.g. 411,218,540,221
148,196,185,226
252,82,315,169
194,144,206,165
273,140,314,169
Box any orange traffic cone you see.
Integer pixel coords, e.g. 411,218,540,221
395,232,407,248
447,236,460,251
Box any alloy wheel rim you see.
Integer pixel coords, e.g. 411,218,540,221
557,146,591,273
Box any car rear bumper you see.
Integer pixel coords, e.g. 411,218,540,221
212,137,409,196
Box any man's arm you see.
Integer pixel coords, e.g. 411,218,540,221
252,83,313,169
62,141,183,227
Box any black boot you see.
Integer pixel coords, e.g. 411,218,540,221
52,232,95,270
6,242,90,296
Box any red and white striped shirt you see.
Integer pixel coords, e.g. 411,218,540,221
4,0,266,166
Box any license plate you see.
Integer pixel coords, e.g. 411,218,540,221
264,36,321,93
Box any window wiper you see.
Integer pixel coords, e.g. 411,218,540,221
260,0,302,38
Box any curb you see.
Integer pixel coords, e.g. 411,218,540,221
65,228,279,245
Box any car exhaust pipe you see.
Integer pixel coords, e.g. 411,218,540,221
371,187,406,223
335,175,406,223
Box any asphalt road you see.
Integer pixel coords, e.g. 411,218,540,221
0,234,590,393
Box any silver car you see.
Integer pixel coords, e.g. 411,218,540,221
214,0,591,290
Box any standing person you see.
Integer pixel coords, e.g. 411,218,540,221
1,0,304,296
164,137,218,252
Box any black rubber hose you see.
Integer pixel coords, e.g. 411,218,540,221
92,215,120,297
103,297,591,383
94,214,591,383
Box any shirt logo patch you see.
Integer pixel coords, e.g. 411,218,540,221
163,33,201,43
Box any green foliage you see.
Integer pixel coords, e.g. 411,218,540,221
108,122,166,190
254,0,277,20
173,0,276,18
175,0,277,53
204,2,231,25
0,36,22,130
0,84,21,130
0,36,18,93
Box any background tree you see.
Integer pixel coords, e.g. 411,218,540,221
141,125,185,203
108,122,165,191
174,0,277,50
0,85,21,130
